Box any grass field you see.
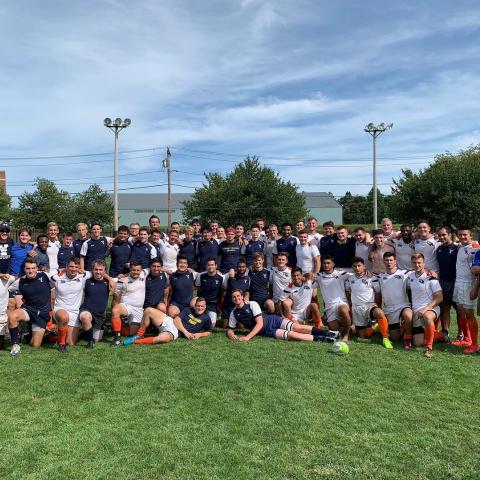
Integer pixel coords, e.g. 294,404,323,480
1,326,480,480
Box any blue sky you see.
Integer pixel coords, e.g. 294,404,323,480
1,0,479,202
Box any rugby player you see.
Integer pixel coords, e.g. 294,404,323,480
413,221,440,273
221,259,251,322
148,215,161,231
248,253,274,314
332,225,356,272
264,224,280,269
0,222,13,274
109,225,132,277
227,289,339,343
390,224,414,270
406,253,443,358
159,229,180,273
381,218,399,240
451,227,479,353
57,232,75,270
30,234,50,272
167,256,196,318
197,227,219,272
73,223,89,257
217,227,242,273
319,221,336,258
79,223,111,272
123,297,211,346
130,227,156,269
179,226,197,269
270,252,292,316
368,229,395,274
195,257,224,326
128,223,140,244
0,271,15,349
312,256,351,342
46,221,61,271
345,257,392,348
353,227,372,271
10,229,33,276
243,225,265,267
306,217,322,247
295,230,320,274
276,223,297,268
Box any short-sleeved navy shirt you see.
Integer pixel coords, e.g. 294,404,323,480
197,272,224,310
244,240,265,266
276,236,297,267
19,272,52,316
109,240,132,277
248,268,271,304
178,307,212,335
179,240,197,269
170,270,195,307
223,274,251,309
218,240,242,273
436,243,458,282
197,239,219,272
57,245,75,269
144,272,169,308
81,277,110,314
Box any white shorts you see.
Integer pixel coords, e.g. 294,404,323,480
352,303,376,327
413,306,440,327
453,281,476,309
291,310,307,323
54,308,80,328
159,315,178,340
324,302,348,324
273,291,289,303
121,303,144,325
385,306,411,325
0,313,7,335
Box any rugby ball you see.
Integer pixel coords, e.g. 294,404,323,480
332,341,349,355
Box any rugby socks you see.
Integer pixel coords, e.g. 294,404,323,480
9,326,19,344
433,331,445,342
58,327,68,346
467,316,478,347
377,316,389,338
312,310,324,328
311,327,328,336
136,327,146,338
424,323,435,350
111,317,121,333
459,317,471,344
364,327,375,337
85,327,94,342
134,337,154,344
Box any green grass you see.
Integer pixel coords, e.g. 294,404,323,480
1,328,480,480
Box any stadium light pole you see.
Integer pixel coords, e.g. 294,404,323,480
364,122,393,229
104,117,131,232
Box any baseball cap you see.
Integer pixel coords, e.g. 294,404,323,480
0,222,10,232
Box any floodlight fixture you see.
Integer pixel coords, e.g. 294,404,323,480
123,118,131,127
104,117,112,127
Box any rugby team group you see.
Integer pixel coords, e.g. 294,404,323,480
1,215,479,358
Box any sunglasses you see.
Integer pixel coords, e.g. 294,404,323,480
0,229,9,233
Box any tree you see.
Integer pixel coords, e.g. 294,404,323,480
338,189,395,225
11,179,114,231
0,188,12,222
390,145,480,227
72,185,114,230
182,156,308,227
12,178,73,230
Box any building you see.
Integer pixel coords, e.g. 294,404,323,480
115,191,342,227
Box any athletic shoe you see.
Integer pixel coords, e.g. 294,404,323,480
451,339,472,347
86,340,95,350
123,336,140,346
10,343,21,357
110,335,121,347
326,330,341,340
57,344,68,354
403,339,412,350
383,338,393,349
424,348,433,358
463,345,480,355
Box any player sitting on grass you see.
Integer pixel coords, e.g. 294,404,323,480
123,297,212,345
247,253,274,314
406,253,443,358
7,258,52,356
282,267,323,326
312,256,351,342
377,252,413,348
195,257,224,327
226,289,339,343
345,257,393,349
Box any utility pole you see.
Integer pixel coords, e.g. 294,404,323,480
163,147,172,227
104,117,131,232
364,122,393,228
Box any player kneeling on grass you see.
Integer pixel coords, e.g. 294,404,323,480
312,256,351,342
78,260,116,349
0,272,16,350
227,289,339,343
123,297,212,345
111,261,147,347
7,258,52,356
283,268,323,326
345,257,393,349
406,253,443,358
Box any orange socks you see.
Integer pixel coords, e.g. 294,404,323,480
433,331,445,343
312,311,324,328
58,327,68,346
459,317,471,343
424,323,435,350
137,327,146,337
364,327,375,337
467,316,478,347
111,317,122,333
377,316,389,338
134,337,154,344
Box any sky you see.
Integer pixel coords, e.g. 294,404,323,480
1,0,479,202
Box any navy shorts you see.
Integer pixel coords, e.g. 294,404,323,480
170,300,190,310
439,279,456,308
21,305,49,329
262,314,284,338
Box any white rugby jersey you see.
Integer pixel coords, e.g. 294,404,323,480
0,275,15,314
264,238,278,269
285,280,314,316
307,232,322,248
406,271,442,312
52,272,92,312
455,243,480,283
391,239,414,270
47,239,61,271
355,241,372,270
271,266,291,299
414,237,441,272
116,270,147,308
159,241,180,272
313,270,348,309
295,244,320,273
376,269,410,313
345,273,379,305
